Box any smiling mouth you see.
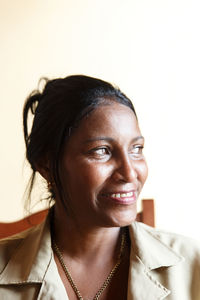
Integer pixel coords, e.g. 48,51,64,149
101,191,136,205
110,191,134,198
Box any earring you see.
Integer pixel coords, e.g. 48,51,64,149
47,181,55,189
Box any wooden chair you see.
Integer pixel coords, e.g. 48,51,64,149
136,199,155,227
0,199,155,240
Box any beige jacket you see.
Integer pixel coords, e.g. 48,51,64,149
0,218,200,300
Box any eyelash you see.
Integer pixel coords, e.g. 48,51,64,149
89,145,144,159
90,147,110,156
131,145,144,155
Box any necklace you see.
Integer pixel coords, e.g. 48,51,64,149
53,229,126,300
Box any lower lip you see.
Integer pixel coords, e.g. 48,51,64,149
104,194,136,205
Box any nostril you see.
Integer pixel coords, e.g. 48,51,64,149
112,163,137,183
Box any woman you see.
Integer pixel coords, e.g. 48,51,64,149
0,75,199,300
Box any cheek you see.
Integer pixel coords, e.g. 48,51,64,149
136,160,148,185
64,160,111,193
80,164,111,190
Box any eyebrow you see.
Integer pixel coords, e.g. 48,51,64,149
83,135,144,144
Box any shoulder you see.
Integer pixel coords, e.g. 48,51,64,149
128,223,200,299
0,222,45,273
132,222,200,261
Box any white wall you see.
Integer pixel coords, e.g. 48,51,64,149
0,0,200,240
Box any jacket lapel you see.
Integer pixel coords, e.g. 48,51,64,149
0,219,51,284
0,216,69,299
127,222,184,300
0,216,184,300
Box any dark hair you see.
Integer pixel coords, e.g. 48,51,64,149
23,75,137,210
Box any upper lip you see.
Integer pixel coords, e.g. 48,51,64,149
101,189,136,196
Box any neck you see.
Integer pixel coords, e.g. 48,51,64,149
51,204,124,262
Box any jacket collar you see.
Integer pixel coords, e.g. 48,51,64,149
127,222,184,299
0,217,52,284
0,217,184,299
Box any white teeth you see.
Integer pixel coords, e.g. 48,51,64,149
111,192,133,198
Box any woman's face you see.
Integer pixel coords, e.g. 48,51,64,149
58,102,148,228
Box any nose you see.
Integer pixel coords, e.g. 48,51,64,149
112,153,137,183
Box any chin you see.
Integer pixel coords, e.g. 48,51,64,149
105,211,137,228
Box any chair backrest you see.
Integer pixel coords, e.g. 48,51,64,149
136,199,155,227
0,199,155,239
0,209,49,240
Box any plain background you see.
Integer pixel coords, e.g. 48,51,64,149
0,0,200,240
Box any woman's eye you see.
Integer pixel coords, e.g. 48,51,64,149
94,148,107,155
89,147,110,157
131,145,144,155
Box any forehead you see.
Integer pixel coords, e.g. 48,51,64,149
70,102,141,142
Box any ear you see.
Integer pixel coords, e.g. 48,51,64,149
35,156,52,182
36,165,51,181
